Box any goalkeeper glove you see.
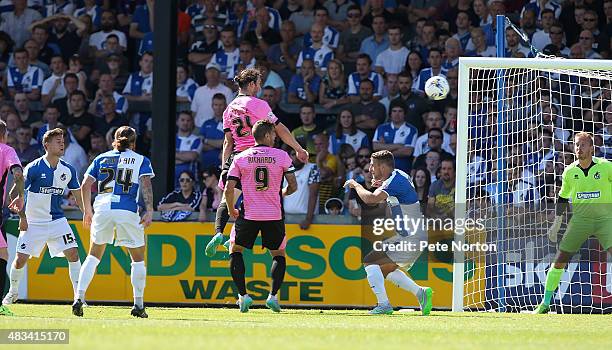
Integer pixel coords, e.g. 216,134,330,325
547,215,563,243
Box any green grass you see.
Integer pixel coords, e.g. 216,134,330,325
1,304,611,349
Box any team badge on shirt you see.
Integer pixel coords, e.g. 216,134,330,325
594,171,600,179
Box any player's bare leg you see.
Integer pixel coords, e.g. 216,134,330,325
533,250,573,314
266,248,285,312
2,252,29,306
229,243,252,312
127,246,148,318
73,243,106,316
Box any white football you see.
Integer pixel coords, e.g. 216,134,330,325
424,76,450,100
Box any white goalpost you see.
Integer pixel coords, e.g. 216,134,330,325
453,57,612,313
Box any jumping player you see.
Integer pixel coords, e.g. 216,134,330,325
224,120,297,312
73,126,154,318
2,128,84,312
205,67,307,257
344,150,433,315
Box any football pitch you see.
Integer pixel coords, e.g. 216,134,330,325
1,304,611,349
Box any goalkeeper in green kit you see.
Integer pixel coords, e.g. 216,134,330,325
533,132,612,314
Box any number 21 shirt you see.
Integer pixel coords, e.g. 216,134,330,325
222,95,279,153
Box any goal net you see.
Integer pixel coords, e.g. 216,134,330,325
453,57,612,313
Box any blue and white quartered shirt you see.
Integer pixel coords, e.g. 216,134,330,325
24,157,80,223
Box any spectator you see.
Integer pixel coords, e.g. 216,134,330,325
356,146,372,169
349,79,386,137
582,10,609,58
268,20,302,85
94,94,129,136
22,38,50,77
5,112,21,139
442,105,458,135
36,105,62,147
569,42,585,59
97,52,129,92
443,38,461,72
336,5,372,66
361,0,399,27
407,20,437,60
89,9,127,60
283,148,320,229
391,71,429,133
413,167,431,214
210,25,240,80
53,73,79,121
359,15,388,65
324,197,343,215
14,92,42,128
15,126,39,165
123,51,153,102
375,24,409,75
548,22,570,57
347,53,384,103
199,167,222,220
314,133,342,213
159,170,202,222
176,64,199,103
0,31,14,73
90,73,127,117
0,102,15,121
532,9,555,51
29,25,58,66
191,62,234,127
43,14,87,62
505,27,532,57
0,0,42,48
415,48,446,94
243,7,282,56
59,125,87,179
41,55,66,107
200,93,226,169
466,27,496,57
413,127,454,169
66,55,88,94
63,90,94,150
521,0,561,20
256,60,285,101
291,102,323,159
129,0,153,49
380,73,399,115
43,0,75,16
7,48,44,101
236,40,256,72
303,7,339,49
188,17,222,82
74,0,102,30
288,58,320,104
578,30,603,59
520,8,541,41
289,0,316,36
319,59,349,109
87,131,107,162
175,111,201,187
427,158,455,219
276,0,300,22
296,22,334,76
453,10,474,51
598,104,612,159
372,102,418,172
261,85,294,130
248,0,283,33
473,0,492,26
324,0,352,30
329,108,370,154
405,51,424,83
190,0,230,36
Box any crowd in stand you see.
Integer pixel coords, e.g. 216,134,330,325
0,0,610,222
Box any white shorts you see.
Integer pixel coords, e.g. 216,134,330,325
384,202,428,269
16,217,78,258
91,210,145,248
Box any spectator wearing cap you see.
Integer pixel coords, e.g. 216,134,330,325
191,61,234,127
175,111,201,188
188,17,222,82
267,20,302,85
243,7,282,56
200,93,226,169
89,9,127,59
95,51,129,91
0,0,42,48
176,64,199,103
7,48,44,101
159,171,202,221
210,25,240,80
41,54,67,107
336,5,372,68
74,0,103,30
373,102,418,173
347,54,384,104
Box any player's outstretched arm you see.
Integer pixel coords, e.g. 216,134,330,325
283,172,298,197
140,175,154,228
275,123,309,163
343,179,388,205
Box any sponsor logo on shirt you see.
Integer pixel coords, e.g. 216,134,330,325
40,187,64,195
576,191,600,199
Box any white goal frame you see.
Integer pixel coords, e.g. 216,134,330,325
452,57,612,312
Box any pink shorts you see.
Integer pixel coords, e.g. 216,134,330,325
0,229,7,249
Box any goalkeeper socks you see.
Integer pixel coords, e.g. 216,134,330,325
77,255,100,301
543,266,564,306
68,260,81,297
8,263,25,295
215,201,230,234
365,265,389,304
0,258,6,298
386,269,421,296
131,261,146,308
270,256,286,296
230,252,247,296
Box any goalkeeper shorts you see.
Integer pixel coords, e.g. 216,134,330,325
559,216,612,253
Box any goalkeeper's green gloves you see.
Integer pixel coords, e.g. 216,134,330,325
547,215,563,243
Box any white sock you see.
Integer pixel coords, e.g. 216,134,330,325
130,261,146,308
365,265,389,304
68,260,81,298
8,264,25,294
386,269,421,296
77,255,100,301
